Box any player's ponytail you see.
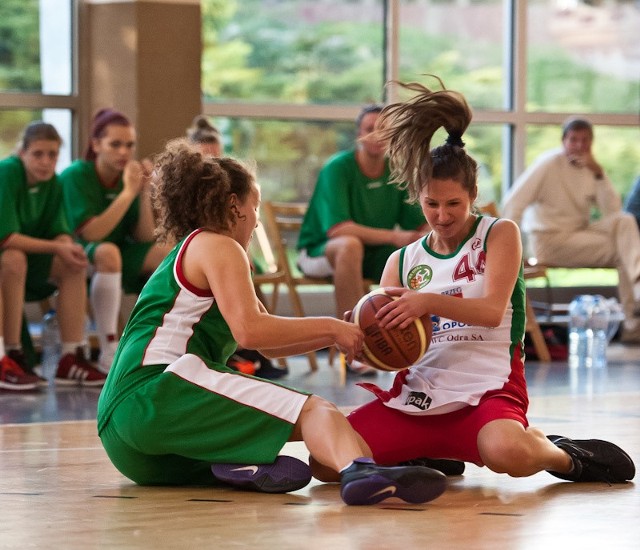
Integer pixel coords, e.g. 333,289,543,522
376,76,475,201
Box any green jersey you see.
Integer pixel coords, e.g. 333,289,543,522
59,159,141,245
97,229,239,432
297,149,424,257
97,229,308,486
0,155,70,244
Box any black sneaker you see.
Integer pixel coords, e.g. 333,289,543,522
255,361,289,380
237,349,289,380
399,457,466,476
340,457,447,506
211,455,311,493
547,435,636,483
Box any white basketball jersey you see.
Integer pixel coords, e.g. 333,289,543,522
366,215,528,415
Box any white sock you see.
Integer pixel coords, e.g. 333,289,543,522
90,272,122,352
61,342,85,356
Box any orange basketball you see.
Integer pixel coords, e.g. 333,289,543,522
352,289,431,372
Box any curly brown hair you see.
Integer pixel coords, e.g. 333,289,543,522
152,139,255,243
376,76,477,202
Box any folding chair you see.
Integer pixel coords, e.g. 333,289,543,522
249,220,295,370
261,201,375,378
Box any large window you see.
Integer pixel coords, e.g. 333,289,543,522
398,0,506,110
202,0,640,203
202,0,385,105
2,1,638,202
0,0,75,168
220,118,355,201
527,0,639,114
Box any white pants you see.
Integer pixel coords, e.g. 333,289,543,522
529,212,640,333
297,249,334,278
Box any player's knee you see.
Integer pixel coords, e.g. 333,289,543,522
93,242,122,272
333,237,364,265
301,394,339,417
481,437,537,477
0,248,27,276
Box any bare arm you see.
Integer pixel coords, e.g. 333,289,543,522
183,232,364,361
132,159,157,242
78,160,146,242
377,219,523,330
3,233,88,271
328,221,425,248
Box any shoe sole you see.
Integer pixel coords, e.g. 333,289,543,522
548,435,636,482
401,458,466,476
54,377,106,387
212,455,312,493
0,381,39,391
341,468,447,505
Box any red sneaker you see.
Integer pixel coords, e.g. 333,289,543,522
55,347,107,387
0,354,40,391
7,349,48,387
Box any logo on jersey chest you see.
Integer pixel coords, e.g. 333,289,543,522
407,265,433,290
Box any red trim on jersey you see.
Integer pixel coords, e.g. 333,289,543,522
0,232,15,247
74,216,96,236
175,229,214,298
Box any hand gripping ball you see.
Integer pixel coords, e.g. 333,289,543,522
352,288,431,371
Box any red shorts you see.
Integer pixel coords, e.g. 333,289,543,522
347,396,528,466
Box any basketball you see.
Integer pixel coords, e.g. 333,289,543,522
352,288,431,372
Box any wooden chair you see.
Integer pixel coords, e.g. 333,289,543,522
478,202,551,362
260,201,375,377
250,220,287,313
250,217,318,371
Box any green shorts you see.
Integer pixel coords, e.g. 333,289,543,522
99,354,310,486
86,240,154,294
25,253,57,302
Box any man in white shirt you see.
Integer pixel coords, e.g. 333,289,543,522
502,118,640,343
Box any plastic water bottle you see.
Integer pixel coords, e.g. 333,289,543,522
568,295,593,369
41,309,60,383
589,295,610,369
605,297,624,343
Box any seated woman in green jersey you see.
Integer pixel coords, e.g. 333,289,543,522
297,104,429,375
59,109,172,374
0,122,107,390
96,139,447,505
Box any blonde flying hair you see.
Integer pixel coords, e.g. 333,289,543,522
376,76,477,202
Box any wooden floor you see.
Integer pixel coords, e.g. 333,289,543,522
1,346,639,549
